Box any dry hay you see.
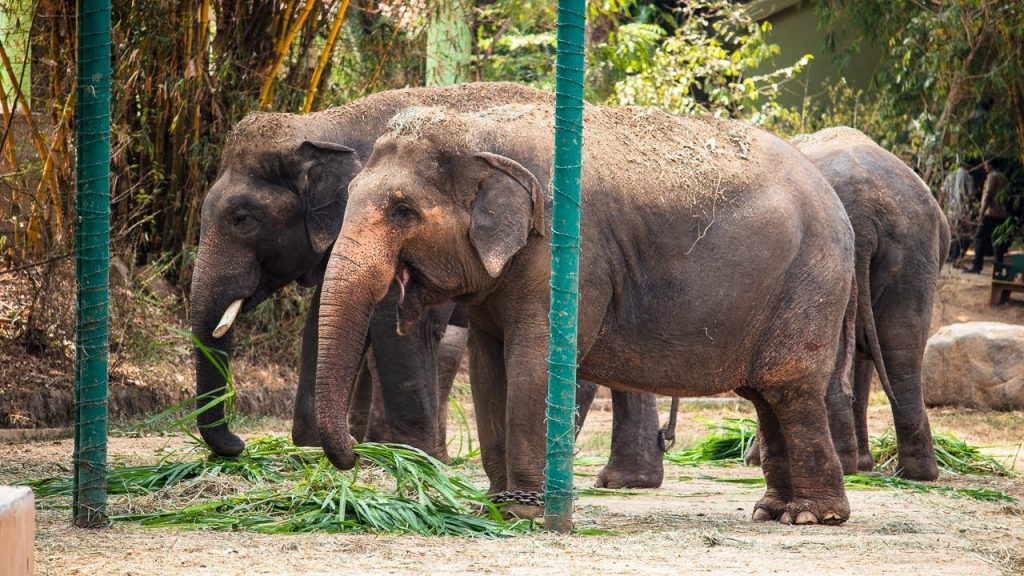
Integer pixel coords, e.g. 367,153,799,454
381,101,759,209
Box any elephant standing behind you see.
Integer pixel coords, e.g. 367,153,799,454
189,83,552,459
313,103,857,525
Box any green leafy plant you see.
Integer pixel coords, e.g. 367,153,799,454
25,436,529,536
663,418,757,466
870,428,1014,477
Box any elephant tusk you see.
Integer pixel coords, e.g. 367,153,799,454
212,299,244,338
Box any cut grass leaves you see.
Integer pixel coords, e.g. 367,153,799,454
667,418,1015,478
663,418,757,466
24,437,529,536
870,428,1013,477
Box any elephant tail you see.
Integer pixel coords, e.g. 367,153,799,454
856,263,897,407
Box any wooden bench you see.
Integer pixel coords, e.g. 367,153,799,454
992,252,1024,305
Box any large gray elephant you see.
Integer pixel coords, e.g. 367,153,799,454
585,127,951,483
190,83,551,460
313,103,857,525
790,127,949,480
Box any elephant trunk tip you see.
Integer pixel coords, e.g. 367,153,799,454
321,432,359,470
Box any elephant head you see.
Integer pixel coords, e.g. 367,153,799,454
315,110,546,469
191,113,361,456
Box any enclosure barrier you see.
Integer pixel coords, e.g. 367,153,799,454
73,0,112,528
544,0,586,533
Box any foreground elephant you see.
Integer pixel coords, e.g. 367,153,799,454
314,103,857,525
190,83,551,459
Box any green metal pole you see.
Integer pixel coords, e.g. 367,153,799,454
544,0,586,533
73,0,111,528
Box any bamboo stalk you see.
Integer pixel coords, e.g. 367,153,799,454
302,0,350,113
259,0,318,109
33,84,76,248
0,38,65,234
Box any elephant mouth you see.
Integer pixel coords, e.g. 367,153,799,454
394,260,446,336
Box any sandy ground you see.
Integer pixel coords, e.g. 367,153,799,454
3,394,1023,576
3,260,1023,575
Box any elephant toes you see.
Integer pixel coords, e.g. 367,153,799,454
751,493,787,522
896,454,939,481
779,498,849,526
743,443,761,467
595,463,664,489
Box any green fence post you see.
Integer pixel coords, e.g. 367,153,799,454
544,0,586,534
73,0,111,528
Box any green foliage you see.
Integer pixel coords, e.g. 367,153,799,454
871,428,1014,477
25,436,529,536
664,417,757,466
600,1,810,123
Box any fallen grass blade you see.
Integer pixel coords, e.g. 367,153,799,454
844,474,1016,503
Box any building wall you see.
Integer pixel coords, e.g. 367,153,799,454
755,1,882,108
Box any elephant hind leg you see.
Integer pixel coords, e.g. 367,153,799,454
595,390,664,489
758,381,850,525
735,387,791,522
851,355,876,472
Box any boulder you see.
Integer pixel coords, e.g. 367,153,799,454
923,322,1024,409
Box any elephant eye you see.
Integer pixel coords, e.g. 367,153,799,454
231,210,258,234
390,202,419,226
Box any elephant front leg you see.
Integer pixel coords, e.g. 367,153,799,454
292,285,322,447
596,390,664,489
468,326,509,495
500,326,552,520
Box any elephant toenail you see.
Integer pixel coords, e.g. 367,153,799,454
752,508,773,522
795,511,818,525
779,511,793,525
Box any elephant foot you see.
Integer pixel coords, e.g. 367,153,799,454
857,453,876,473
503,503,544,520
778,497,849,526
751,492,788,522
595,462,664,489
896,454,939,481
743,443,761,467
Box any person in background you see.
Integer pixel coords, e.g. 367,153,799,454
963,158,1009,273
942,158,976,262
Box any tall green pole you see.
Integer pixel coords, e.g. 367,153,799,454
544,0,586,533
73,0,111,528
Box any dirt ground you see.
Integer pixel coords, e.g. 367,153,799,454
2,397,1023,576
3,262,1024,575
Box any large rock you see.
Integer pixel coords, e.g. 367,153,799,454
0,486,34,576
923,322,1024,409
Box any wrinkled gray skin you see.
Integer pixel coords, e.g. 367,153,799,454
744,128,950,480
314,103,857,525
594,128,950,484
189,83,551,460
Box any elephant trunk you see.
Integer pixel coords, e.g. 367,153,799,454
189,238,258,457
316,229,398,470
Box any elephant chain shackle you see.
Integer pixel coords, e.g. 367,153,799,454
491,490,545,507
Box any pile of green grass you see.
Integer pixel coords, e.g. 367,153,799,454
665,418,1017,503
663,418,757,466
870,428,1014,477
24,437,528,536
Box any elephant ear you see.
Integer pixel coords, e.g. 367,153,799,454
469,152,546,278
297,140,362,254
